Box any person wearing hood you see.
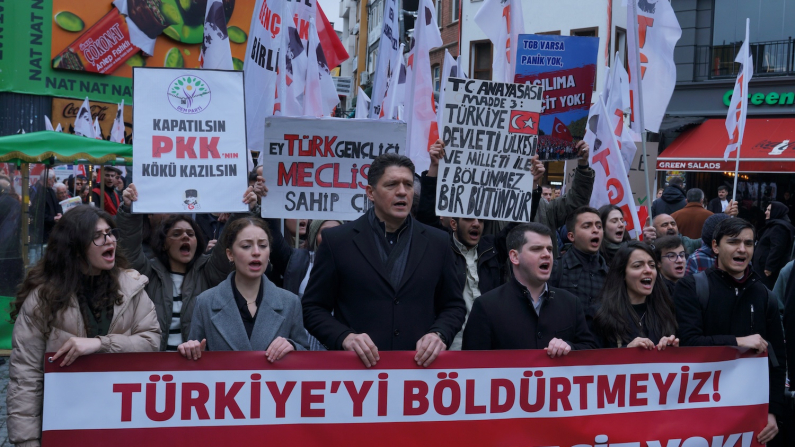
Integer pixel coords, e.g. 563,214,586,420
651,177,686,218
753,201,795,289
685,213,731,275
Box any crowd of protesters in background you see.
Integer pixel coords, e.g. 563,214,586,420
5,141,795,446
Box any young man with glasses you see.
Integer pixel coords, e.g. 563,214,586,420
652,236,686,296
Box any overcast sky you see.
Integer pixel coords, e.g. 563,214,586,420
318,0,344,32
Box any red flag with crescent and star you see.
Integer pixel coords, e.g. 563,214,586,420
551,117,573,141
508,111,539,135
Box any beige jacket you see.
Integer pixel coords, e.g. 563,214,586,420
7,269,161,447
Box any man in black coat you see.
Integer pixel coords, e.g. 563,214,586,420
415,141,545,350
302,153,466,368
463,222,596,353
674,218,784,445
707,185,730,213
651,177,686,217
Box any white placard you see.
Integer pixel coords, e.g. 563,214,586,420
436,78,543,221
132,67,248,213
260,117,407,220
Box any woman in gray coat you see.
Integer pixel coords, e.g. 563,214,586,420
179,217,309,361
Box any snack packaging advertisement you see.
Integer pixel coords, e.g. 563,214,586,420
0,0,253,103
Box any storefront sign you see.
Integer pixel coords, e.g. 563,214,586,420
51,97,133,142
132,67,248,213
261,117,407,220
333,76,354,96
41,348,767,446
723,89,795,107
0,0,253,104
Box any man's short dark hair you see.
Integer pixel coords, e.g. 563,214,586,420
652,235,684,261
506,222,553,252
713,218,755,245
717,185,729,193
541,184,552,191
668,177,684,187
368,153,415,187
686,188,704,203
565,206,600,234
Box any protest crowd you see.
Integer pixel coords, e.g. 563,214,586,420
2,0,794,444
4,137,795,445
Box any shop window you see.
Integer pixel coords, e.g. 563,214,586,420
451,0,460,23
433,64,441,92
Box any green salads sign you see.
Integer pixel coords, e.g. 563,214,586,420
723,89,795,107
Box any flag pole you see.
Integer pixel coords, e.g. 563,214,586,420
731,18,750,205
630,0,654,221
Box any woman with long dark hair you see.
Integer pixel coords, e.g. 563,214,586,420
7,205,160,447
594,241,678,349
178,217,309,360
117,183,258,351
598,204,630,264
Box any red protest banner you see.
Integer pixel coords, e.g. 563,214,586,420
42,348,768,446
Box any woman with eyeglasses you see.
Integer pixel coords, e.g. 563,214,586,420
598,205,631,265
117,183,259,351
652,235,687,296
8,205,160,447
594,241,678,350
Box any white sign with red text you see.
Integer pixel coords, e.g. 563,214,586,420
42,349,768,447
259,117,407,220
132,67,248,213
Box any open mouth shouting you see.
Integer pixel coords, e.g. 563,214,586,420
101,246,115,264
731,254,748,267
467,228,481,243
249,259,263,272
538,260,551,275
590,236,601,249
639,276,654,290
393,199,408,212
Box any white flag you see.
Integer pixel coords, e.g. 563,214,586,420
200,0,234,70
437,50,460,133
44,116,54,131
110,100,126,144
54,123,63,132
93,118,103,140
474,0,524,82
589,97,642,236
405,0,442,173
724,19,752,161
604,53,637,171
378,43,405,120
275,0,308,117
627,0,681,133
369,0,401,118
456,55,468,78
355,87,371,119
73,97,95,138
244,0,285,152
303,18,340,117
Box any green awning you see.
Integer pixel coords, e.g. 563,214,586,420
0,131,132,165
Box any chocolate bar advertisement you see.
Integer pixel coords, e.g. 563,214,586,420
0,0,254,103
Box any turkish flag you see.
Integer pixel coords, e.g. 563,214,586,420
316,3,349,69
552,117,574,142
509,111,540,135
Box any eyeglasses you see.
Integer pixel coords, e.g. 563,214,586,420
93,228,121,246
168,229,196,239
663,251,687,261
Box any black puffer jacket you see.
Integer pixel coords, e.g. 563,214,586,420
651,185,686,217
674,267,786,418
